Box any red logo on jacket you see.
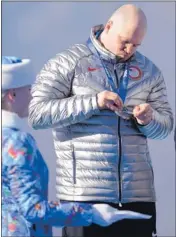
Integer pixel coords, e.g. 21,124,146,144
88,67,101,72
129,65,142,80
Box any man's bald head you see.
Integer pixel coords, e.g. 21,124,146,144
100,4,147,61
110,4,147,33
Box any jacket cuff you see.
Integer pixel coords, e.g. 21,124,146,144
136,110,161,138
60,202,93,226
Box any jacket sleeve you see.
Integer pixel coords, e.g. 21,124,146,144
29,53,99,130
6,133,92,226
137,71,173,139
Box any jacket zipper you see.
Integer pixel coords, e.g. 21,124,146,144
117,118,122,206
114,66,122,205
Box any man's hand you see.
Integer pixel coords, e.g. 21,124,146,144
97,90,123,111
133,103,153,125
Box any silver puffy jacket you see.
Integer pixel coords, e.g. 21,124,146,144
29,25,173,203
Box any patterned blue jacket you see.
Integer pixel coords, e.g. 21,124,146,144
2,110,92,237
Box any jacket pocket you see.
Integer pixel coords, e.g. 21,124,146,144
147,161,154,186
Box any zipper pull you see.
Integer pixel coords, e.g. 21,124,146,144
119,202,122,207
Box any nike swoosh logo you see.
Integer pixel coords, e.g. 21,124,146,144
88,67,101,72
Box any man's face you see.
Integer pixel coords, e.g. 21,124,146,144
104,21,145,61
113,32,142,61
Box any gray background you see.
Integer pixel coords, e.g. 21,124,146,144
2,2,175,236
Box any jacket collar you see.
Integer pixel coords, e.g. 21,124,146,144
2,110,26,130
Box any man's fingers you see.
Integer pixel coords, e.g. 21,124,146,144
106,102,119,112
145,110,153,116
133,104,152,117
106,92,123,109
133,106,140,116
138,110,152,118
113,98,123,109
100,91,123,111
106,92,123,104
135,105,140,112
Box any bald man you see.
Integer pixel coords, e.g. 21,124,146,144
29,4,173,237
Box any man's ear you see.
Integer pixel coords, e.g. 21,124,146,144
7,89,16,102
104,20,113,33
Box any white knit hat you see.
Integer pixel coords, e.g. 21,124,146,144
2,56,35,91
